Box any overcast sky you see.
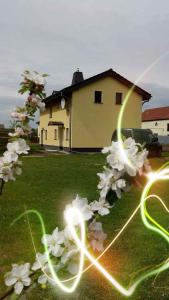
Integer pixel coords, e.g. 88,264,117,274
0,0,169,126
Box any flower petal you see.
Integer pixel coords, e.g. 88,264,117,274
5,275,17,286
38,274,47,284
14,281,24,294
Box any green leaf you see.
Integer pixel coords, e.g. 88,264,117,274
42,73,49,77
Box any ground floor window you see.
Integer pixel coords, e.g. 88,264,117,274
65,128,69,140
54,128,58,140
45,130,47,140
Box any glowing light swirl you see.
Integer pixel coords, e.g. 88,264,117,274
13,163,169,298
11,209,85,293
11,53,169,297
141,166,169,242
117,51,169,172
65,178,169,297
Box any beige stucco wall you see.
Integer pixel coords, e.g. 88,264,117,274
71,76,142,149
39,105,70,148
142,120,169,135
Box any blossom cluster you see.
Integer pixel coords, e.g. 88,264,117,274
4,195,111,294
98,138,150,200
0,71,47,185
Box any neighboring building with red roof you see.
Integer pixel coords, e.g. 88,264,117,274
142,107,169,136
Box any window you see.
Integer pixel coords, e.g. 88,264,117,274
49,106,53,118
94,91,102,103
45,130,47,140
116,92,123,105
54,129,58,140
167,123,169,131
155,122,158,126
66,128,69,140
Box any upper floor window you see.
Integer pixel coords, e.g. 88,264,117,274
94,91,102,104
167,123,169,131
49,106,53,118
54,128,58,140
115,92,123,105
65,128,69,140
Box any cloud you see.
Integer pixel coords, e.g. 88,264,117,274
0,96,23,126
0,0,169,126
142,83,169,110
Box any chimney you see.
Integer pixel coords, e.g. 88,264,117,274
71,68,84,85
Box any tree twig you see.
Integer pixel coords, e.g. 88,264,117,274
0,179,4,195
0,287,13,300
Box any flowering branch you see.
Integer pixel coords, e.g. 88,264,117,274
0,71,151,298
0,71,47,194
1,138,150,298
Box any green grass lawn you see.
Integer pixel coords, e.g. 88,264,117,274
0,154,169,300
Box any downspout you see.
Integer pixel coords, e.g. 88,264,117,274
69,97,72,152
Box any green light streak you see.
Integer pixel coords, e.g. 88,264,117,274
11,209,85,293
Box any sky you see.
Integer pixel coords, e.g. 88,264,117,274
0,0,169,126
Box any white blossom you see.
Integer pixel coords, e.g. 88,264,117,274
38,264,60,286
60,244,79,265
28,95,45,112
105,138,148,177
0,160,15,182
90,198,111,216
7,139,30,155
3,151,18,163
67,261,78,275
42,228,65,257
64,225,74,242
89,220,107,252
11,112,27,121
9,127,25,137
111,178,126,199
5,263,31,295
23,71,46,85
37,99,45,112
99,138,148,199
97,167,114,198
32,252,48,271
64,195,93,225
97,167,125,199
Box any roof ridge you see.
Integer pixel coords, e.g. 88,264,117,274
144,106,169,111
142,106,169,121
44,68,151,104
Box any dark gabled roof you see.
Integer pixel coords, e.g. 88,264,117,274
44,69,151,104
142,107,169,121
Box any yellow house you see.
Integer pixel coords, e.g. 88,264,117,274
39,69,151,152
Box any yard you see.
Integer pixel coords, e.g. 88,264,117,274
0,154,169,300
